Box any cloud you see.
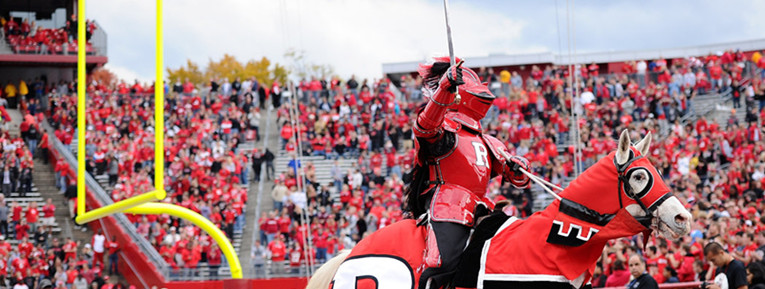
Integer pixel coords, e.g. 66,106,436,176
88,0,765,83
102,64,144,83
89,0,530,82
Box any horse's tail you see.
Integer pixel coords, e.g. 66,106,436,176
305,249,351,289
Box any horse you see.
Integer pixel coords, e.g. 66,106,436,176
307,130,692,289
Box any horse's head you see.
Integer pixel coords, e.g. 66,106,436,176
561,130,691,240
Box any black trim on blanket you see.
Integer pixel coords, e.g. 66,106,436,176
559,198,615,227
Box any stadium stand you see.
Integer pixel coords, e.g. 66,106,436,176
2,35,765,287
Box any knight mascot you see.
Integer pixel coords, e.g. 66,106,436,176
405,57,531,289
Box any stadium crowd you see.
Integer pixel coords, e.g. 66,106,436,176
2,45,764,284
1,14,97,55
253,49,765,282
0,98,133,288
42,76,261,277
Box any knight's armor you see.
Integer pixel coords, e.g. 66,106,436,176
408,58,530,289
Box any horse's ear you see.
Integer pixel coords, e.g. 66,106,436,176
615,129,631,165
635,132,652,156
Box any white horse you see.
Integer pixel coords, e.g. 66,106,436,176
308,130,692,289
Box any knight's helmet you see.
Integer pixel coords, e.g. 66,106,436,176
418,57,496,123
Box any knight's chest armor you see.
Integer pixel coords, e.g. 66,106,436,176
426,128,493,198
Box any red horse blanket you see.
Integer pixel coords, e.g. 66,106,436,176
479,202,649,289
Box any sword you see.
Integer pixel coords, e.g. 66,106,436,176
442,0,455,66
442,0,460,99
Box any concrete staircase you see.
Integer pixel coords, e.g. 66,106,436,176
0,33,12,54
677,91,747,129
240,102,281,276
3,109,76,245
273,155,358,199
32,160,92,243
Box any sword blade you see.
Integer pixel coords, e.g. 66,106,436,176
443,0,455,66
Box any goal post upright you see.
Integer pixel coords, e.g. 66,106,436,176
74,0,242,279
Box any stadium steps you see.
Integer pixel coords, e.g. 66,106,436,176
709,104,748,128
6,108,22,136
274,154,365,201
3,109,66,240
242,100,282,277
0,39,12,54
33,160,87,241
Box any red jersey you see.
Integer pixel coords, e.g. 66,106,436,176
278,216,291,233
11,206,22,222
42,204,56,218
25,207,39,224
289,249,302,267
11,257,29,277
268,240,286,261
107,241,120,255
18,241,33,257
63,241,77,261
264,218,279,234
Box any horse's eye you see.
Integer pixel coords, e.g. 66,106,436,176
635,174,644,181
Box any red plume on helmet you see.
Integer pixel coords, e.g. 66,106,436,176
418,57,495,129
418,56,463,91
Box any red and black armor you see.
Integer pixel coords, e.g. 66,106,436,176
412,59,530,226
407,58,531,289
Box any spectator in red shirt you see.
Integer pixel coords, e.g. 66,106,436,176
264,211,279,245
313,227,329,263
223,206,236,239
182,78,195,95
12,252,30,278
288,243,302,273
54,158,69,193
18,236,33,256
10,201,22,230
41,198,55,231
207,243,222,278
24,202,38,233
15,219,30,241
268,235,287,275
107,236,120,275
605,259,631,287
278,211,291,241
62,237,77,262
280,122,293,150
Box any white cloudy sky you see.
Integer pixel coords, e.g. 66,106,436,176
88,0,765,83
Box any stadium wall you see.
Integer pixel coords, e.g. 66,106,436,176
0,66,74,86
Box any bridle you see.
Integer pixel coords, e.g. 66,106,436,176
520,150,674,229
614,151,673,228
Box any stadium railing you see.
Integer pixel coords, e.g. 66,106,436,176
42,118,172,286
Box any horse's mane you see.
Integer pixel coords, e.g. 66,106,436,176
305,249,351,289
402,132,456,218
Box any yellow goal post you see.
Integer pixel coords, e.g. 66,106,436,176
75,0,242,278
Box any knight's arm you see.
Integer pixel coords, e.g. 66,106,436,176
414,63,463,143
485,135,530,189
